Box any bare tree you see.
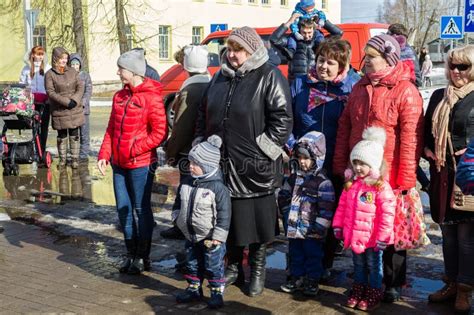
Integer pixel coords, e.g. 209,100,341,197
72,0,89,71
115,0,129,54
379,0,458,49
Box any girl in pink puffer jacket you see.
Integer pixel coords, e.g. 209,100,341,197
332,127,396,311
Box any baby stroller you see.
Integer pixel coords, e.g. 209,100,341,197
1,84,52,176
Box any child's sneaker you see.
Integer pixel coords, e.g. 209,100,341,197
176,283,203,303
207,286,224,309
346,283,366,308
280,276,304,293
357,286,383,311
303,278,319,296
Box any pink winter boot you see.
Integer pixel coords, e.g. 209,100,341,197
357,286,384,311
346,283,366,308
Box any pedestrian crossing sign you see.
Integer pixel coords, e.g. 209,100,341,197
440,16,464,39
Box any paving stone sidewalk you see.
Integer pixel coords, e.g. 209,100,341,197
0,221,457,314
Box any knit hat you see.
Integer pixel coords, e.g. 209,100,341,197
300,0,315,8
188,135,222,174
184,45,209,73
366,34,401,66
117,49,146,77
228,26,264,54
295,131,326,172
350,127,386,171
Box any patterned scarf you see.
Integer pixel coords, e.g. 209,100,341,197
306,66,349,113
432,81,474,171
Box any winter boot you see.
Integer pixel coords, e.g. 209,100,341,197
119,239,136,273
248,243,266,297
303,278,320,296
57,137,68,168
454,283,472,314
357,286,384,311
428,275,457,303
208,286,225,309
69,135,80,169
383,286,401,303
176,282,203,303
224,246,245,287
346,283,366,308
280,276,304,293
128,239,151,275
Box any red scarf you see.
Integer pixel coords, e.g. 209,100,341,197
306,66,349,113
365,65,394,86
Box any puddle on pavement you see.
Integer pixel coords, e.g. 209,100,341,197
266,250,287,270
153,257,178,269
0,159,178,209
407,277,443,296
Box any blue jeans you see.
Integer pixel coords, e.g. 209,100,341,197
441,223,474,285
184,240,226,287
352,248,383,289
112,163,156,247
79,114,90,158
289,238,324,280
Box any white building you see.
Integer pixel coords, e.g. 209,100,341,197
88,0,341,83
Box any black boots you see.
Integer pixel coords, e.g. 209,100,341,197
120,239,151,275
248,243,266,297
224,246,245,287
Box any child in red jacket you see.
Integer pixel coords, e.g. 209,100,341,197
332,127,396,311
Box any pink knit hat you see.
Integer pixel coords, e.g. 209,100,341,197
366,34,401,67
228,26,264,54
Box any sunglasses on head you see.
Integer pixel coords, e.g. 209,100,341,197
449,63,471,71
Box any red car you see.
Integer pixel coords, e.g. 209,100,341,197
160,23,389,126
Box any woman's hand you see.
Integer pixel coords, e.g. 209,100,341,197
424,147,437,161
455,148,467,156
97,159,108,176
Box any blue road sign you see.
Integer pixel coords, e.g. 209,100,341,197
465,0,474,32
440,16,464,39
210,24,228,33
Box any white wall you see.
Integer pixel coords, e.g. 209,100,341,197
87,0,341,82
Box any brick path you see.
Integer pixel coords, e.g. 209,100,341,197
0,221,455,314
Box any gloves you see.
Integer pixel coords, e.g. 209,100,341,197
68,100,77,109
334,228,343,240
375,240,387,252
294,32,304,41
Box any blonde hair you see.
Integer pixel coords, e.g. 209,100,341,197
364,46,382,58
343,160,387,191
227,39,245,52
445,45,474,82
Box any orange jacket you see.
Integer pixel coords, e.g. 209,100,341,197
333,62,423,190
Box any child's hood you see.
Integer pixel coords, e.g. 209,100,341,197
297,131,326,172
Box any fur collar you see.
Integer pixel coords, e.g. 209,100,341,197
180,73,211,91
221,46,269,78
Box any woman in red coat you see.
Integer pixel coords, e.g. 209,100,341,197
97,49,167,275
333,34,424,302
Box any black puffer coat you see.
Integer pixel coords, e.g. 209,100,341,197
195,47,293,198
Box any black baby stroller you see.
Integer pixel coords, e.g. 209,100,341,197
1,84,52,176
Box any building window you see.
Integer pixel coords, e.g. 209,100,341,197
261,0,270,4
248,0,256,4
158,25,171,60
232,0,242,3
280,0,288,6
125,24,134,49
192,26,204,44
33,25,46,48
321,0,328,10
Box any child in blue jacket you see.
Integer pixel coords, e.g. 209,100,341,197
456,138,474,195
291,0,326,40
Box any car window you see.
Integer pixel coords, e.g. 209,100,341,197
204,34,288,66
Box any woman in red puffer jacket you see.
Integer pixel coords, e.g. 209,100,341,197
333,34,423,303
98,49,167,275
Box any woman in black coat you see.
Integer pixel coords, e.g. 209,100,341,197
424,45,474,313
195,26,293,297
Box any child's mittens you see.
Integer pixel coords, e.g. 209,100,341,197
334,228,343,240
294,32,304,41
375,240,388,252
316,11,326,27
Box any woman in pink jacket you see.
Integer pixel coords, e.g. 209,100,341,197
333,127,396,311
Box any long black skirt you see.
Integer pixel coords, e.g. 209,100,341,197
227,193,278,247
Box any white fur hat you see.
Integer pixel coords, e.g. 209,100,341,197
184,45,209,73
350,127,386,171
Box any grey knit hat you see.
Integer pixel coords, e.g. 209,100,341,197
228,26,264,54
117,49,146,77
188,135,222,174
366,34,401,67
